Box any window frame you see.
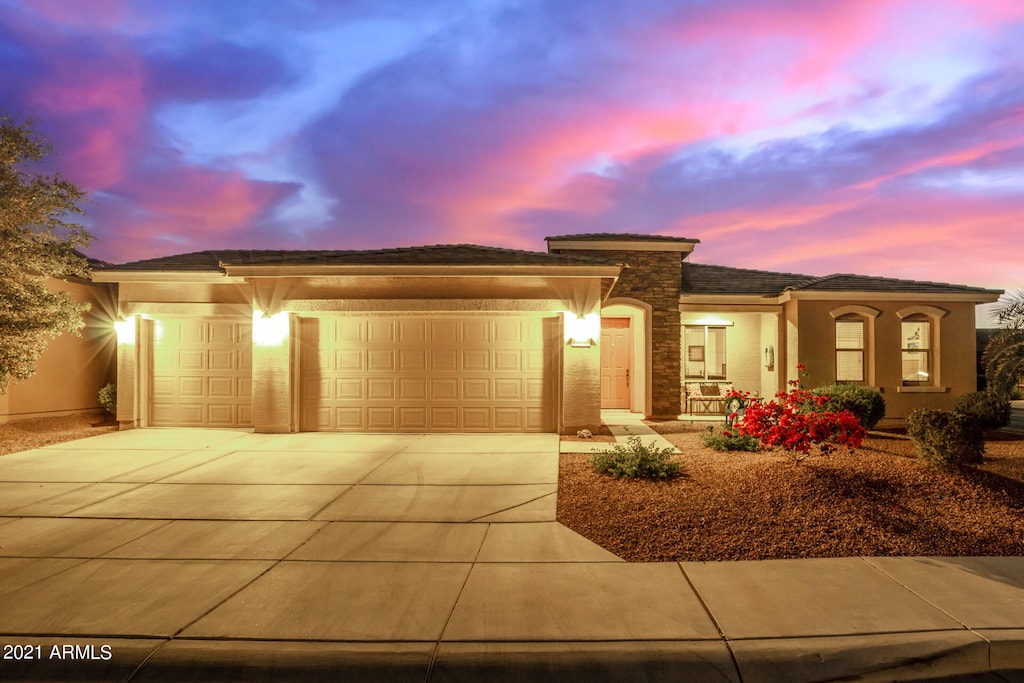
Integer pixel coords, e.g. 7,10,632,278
896,306,948,390
683,325,727,380
828,305,880,387
834,316,866,384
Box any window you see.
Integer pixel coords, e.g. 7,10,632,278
835,317,865,383
685,326,726,379
901,318,931,385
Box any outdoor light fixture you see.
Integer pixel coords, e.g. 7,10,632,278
114,316,136,344
252,310,290,347
563,312,600,348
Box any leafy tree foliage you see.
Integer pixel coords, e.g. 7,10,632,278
0,115,93,393
983,289,1024,398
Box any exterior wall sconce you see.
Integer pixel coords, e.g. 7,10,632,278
253,310,290,347
764,344,775,368
563,312,600,348
114,315,136,345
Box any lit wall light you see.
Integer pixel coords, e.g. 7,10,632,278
253,310,290,347
563,312,600,348
114,316,136,344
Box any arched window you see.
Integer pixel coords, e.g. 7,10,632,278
830,305,880,385
897,306,947,388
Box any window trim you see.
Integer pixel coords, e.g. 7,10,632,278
829,305,879,386
896,306,947,388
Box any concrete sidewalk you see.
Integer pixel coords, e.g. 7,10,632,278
0,429,1022,681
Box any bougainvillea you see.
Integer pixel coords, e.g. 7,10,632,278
737,364,866,463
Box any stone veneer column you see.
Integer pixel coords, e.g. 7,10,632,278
549,248,683,418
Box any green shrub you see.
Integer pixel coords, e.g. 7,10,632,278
906,409,984,470
98,382,116,415
809,384,886,430
700,426,759,452
591,436,681,478
954,391,1011,431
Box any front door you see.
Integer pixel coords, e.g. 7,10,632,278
600,318,631,409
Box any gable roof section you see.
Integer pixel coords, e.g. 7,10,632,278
682,262,1002,298
98,244,618,274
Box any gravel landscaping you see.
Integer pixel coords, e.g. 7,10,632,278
558,421,1024,562
0,413,117,456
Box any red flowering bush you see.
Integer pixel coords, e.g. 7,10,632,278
737,363,866,463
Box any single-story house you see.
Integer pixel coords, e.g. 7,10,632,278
91,233,1002,433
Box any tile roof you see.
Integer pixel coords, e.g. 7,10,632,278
682,262,1002,297
99,244,619,272
682,262,814,295
546,233,700,243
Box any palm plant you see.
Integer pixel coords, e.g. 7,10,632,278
984,289,1024,397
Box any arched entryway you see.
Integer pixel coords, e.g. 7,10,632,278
601,299,651,416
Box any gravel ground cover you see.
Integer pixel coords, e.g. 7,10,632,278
558,421,1024,562
0,413,118,456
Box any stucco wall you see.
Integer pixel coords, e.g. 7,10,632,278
794,298,979,420
1,278,117,423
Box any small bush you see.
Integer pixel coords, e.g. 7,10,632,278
591,436,681,478
98,382,117,415
906,408,984,470
700,426,759,452
810,384,886,430
954,391,1010,431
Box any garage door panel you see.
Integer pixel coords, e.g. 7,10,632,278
208,377,235,398
179,377,205,398
336,378,362,400
430,350,457,371
398,378,427,400
337,350,362,371
431,378,459,400
494,350,522,371
398,349,426,371
398,407,427,430
494,379,523,401
150,316,252,427
208,349,236,371
463,349,490,371
494,408,524,431
301,314,555,432
367,350,395,371
367,378,395,400
367,407,395,430
462,378,490,400
430,407,459,430
462,408,491,431
179,350,205,370
366,319,394,343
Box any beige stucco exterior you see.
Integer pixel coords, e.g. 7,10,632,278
679,294,987,425
0,278,117,424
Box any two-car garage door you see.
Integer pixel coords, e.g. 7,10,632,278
148,313,557,432
299,314,557,432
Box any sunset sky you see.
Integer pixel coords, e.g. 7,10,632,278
2,0,1022,316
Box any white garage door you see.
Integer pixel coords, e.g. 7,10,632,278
300,314,556,432
150,316,253,427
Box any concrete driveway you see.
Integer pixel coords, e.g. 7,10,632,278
1,429,1023,682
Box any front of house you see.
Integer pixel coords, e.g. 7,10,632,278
92,234,1001,433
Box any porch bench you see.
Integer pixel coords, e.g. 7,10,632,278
684,382,734,416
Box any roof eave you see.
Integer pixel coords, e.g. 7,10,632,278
221,264,623,278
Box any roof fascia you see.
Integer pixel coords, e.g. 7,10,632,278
222,264,622,278
778,290,1003,304
547,239,696,253
91,271,241,284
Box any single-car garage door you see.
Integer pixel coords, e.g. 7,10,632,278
299,314,557,432
150,316,253,427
